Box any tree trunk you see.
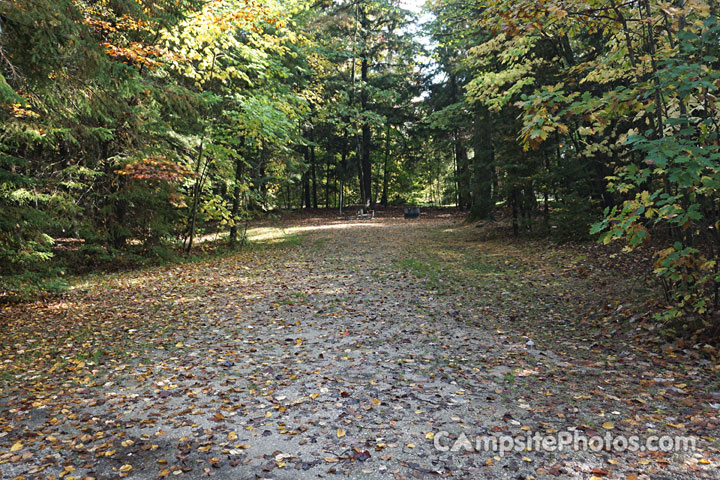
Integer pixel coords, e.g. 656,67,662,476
470,110,494,219
303,147,311,209
360,8,372,209
339,179,344,215
325,151,330,208
449,73,470,210
229,137,245,246
381,122,391,206
258,142,267,210
185,132,207,253
512,187,519,236
455,137,470,209
311,144,318,209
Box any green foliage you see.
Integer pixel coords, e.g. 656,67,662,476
0,0,307,293
590,10,720,328
433,0,720,334
1,0,425,296
7,0,718,342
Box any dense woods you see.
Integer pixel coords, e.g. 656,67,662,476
1,0,720,338
429,0,720,336
2,4,720,478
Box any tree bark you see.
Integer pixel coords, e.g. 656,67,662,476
325,151,330,208
359,7,372,209
185,131,208,253
303,146,311,209
311,143,318,209
512,187,519,236
381,122,391,206
229,137,246,246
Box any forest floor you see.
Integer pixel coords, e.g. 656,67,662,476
1,211,719,480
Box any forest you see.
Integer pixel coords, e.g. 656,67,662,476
3,2,720,479
2,0,720,340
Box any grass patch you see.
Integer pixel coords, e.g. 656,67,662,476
3,223,310,304
246,225,303,248
393,257,445,291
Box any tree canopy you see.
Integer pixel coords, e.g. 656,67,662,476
2,0,720,337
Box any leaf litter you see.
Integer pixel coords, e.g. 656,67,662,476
0,212,718,479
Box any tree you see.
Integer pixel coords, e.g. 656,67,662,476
430,0,720,333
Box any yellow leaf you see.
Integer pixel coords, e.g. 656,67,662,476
119,464,132,472
336,429,345,438
522,456,532,462
698,458,710,464
425,432,434,439
602,422,614,430
325,457,339,463
227,432,238,441
10,442,22,452
406,443,415,449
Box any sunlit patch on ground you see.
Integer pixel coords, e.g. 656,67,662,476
0,214,716,479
